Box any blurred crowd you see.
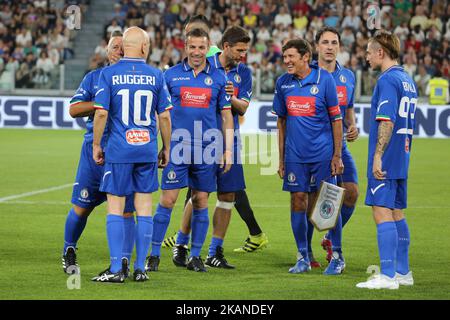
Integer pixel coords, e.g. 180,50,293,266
0,0,88,89
89,0,450,97
2,0,449,97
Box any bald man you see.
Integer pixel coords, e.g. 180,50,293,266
92,27,172,283
62,32,137,278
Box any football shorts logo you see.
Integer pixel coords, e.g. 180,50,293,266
234,74,241,83
310,85,319,95
339,75,347,83
126,129,150,145
204,76,213,86
287,172,296,183
310,175,316,186
80,188,89,199
405,137,410,153
319,200,335,219
167,170,176,180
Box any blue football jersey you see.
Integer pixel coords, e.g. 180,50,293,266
94,57,172,163
208,53,252,155
69,68,109,146
272,64,341,163
312,61,356,146
164,59,231,147
367,65,418,179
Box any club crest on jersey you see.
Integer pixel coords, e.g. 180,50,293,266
310,85,319,95
234,74,241,83
204,76,213,86
339,75,346,83
80,188,89,199
288,172,296,183
319,200,335,220
167,170,176,180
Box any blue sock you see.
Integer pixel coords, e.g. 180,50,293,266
208,237,224,257
325,204,355,239
329,214,343,254
176,230,190,246
377,221,398,278
106,214,124,273
134,216,153,271
122,215,135,262
341,204,355,228
307,219,314,255
63,208,88,253
395,219,410,275
190,208,209,257
291,211,309,262
151,205,172,257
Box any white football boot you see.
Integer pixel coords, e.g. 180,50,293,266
395,271,414,286
356,274,399,290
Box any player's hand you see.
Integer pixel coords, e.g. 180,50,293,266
93,144,104,165
372,154,386,180
109,52,122,64
278,161,285,179
331,155,344,175
158,147,170,168
225,81,235,97
220,150,233,174
346,124,359,142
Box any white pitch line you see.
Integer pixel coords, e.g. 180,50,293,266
0,183,73,203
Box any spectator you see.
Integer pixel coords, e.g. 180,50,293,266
34,50,54,86
243,9,258,29
410,5,428,30
274,6,292,28
106,19,122,38
423,54,437,76
247,46,262,65
293,10,308,36
16,28,32,47
341,8,361,32
16,52,36,88
414,64,431,96
257,24,271,43
341,27,356,49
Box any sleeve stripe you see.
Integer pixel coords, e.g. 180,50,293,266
93,103,104,109
222,104,232,110
332,116,343,122
165,105,173,110
376,116,391,121
241,97,251,103
69,100,84,107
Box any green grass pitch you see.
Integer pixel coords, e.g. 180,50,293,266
0,129,449,300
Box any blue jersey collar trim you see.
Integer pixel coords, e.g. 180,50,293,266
183,58,212,74
292,64,320,85
379,64,404,77
212,53,240,73
120,57,146,63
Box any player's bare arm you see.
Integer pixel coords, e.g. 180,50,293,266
373,120,394,180
92,109,108,165
331,119,344,175
345,107,359,142
157,110,172,168
69,101,95,118
220,109,234,173
277,117,286,179
225,81,250,116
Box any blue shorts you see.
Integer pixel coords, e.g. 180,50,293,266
161,161,217,193
341,145,358,184
365,179,408,209
100,162,159,196
283,161,337,193
217,163,246,193
71,140,135,211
